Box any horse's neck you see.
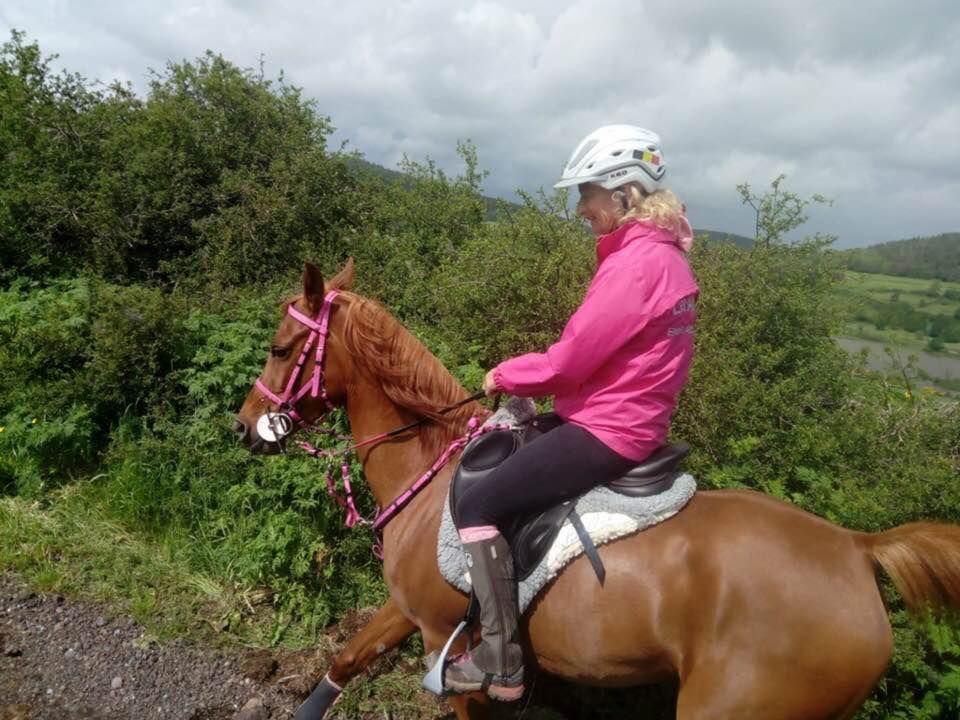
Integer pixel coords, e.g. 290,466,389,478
345,377,442,512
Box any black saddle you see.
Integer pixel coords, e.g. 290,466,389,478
450,414,690,581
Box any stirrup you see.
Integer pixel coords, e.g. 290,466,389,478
422,591,480,696
422,620,469,696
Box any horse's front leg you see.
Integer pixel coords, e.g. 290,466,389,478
295,596,417,720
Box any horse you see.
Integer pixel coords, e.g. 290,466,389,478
234,260,960,720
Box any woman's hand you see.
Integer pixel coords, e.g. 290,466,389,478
482,369,500,398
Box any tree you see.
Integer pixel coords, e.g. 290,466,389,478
737,174,832,247
0,30,133,281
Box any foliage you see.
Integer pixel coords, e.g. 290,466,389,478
843,232,960,284
0,278,193,495
343,141,491,320
674,235,850,495
431,189,593,366
736,173,832,247
3,30,960,719
0,32,362,289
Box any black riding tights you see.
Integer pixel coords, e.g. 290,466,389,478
454,420,638,530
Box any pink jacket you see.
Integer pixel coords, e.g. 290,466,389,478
493,219,698,462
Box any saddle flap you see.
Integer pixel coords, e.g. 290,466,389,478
450,416,574,582
504,502,577,581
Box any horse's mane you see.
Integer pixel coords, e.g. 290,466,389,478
338,292,486,456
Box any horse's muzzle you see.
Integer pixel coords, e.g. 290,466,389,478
233,416,285,455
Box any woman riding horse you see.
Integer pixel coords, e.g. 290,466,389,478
445,124,700,700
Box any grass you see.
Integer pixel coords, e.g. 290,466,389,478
0,480,377,649
0,484,242,642
0,481,452,718
839,271,960,359
0,486,606,720
844,271,960,297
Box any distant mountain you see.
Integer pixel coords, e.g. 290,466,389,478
842,233,960,282
693,229,754,248
344,156,519,220
345,157,752,244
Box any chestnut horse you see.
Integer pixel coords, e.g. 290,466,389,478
235,261,960,720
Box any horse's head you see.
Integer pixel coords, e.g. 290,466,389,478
233,259,355,453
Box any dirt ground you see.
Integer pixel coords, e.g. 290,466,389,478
0,572,367,719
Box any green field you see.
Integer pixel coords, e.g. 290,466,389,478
843,271,960,314
836,271,960,395
838,271,960,354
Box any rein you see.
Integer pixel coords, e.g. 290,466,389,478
253,289,503,554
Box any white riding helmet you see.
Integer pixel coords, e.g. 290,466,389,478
554,124,666,194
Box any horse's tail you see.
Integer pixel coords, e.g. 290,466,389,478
860,522,960,613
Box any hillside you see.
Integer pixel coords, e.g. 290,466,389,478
843,232,960,282
346,156,520,219
693,229,754,248
348,157,753,247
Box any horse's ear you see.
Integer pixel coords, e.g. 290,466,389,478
329,257,355,291
303,262,325,309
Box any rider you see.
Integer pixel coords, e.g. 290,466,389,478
445,125,699,700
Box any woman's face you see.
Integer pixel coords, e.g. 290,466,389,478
576,183,620,236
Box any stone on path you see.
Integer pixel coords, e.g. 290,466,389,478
233,697,268,720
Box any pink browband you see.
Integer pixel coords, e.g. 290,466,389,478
255,289,340,423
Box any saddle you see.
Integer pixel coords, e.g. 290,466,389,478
449,413,690,582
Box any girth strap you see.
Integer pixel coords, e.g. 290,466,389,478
568,509,605,586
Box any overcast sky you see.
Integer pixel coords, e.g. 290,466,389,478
3,1,958,247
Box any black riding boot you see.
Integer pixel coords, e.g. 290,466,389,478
444,531,525,701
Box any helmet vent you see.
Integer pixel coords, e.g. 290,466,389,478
568,139,598,169
611,150,623,156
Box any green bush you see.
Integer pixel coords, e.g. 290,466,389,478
0,278,194,494
0,31,363,290
94,291,387,625
673,237,852,498
431,190,593,367
0,279,98,493
3,32,960,716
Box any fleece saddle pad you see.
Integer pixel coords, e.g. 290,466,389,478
436,399,698,614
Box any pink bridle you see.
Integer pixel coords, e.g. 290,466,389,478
251,287,504,548
254,289,340,425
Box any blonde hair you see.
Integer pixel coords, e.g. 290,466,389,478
618,183,685,237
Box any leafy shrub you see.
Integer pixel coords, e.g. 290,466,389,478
672,237,852,498
0,278,192,494
0,32,363,290
431,190,593,367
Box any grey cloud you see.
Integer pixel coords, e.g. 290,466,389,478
1,0,958,246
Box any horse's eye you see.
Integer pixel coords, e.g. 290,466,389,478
270,345,291,359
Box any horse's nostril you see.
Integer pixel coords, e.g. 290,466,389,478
232,419,248,442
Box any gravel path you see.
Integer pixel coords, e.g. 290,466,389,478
0,573,330,719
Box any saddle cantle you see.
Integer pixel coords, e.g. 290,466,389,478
449,414,690,581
